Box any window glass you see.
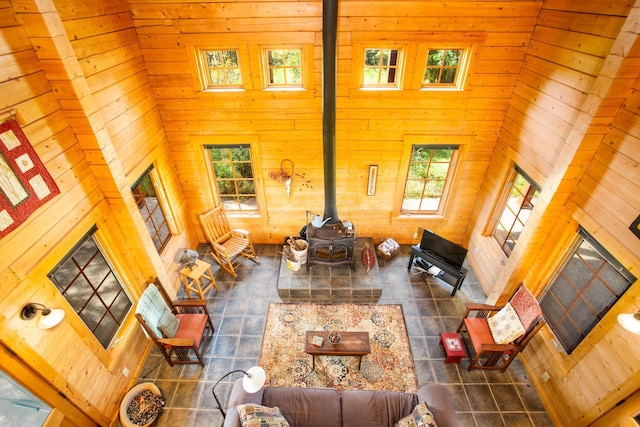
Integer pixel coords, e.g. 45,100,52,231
132,168,171,253
206,145,258,211
363,48,401,87
265,49,302,87
200,49,242,89
540,229,636,354
402,145,457,213
48,228,132,349
423,49,464,87
493,169,540,256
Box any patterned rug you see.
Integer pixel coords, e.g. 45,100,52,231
258,303,418,393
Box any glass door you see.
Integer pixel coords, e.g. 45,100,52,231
0,370,51,426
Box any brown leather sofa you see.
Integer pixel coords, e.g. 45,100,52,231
223,379,461,427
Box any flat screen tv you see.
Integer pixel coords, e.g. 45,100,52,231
419,229,468,270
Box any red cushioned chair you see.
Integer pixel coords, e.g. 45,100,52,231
456,283,545,372
135,278,214,366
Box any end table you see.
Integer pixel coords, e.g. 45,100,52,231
180,259,218,299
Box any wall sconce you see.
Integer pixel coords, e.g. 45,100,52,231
177,249,199,270
617,310,640,334
20,303,65,329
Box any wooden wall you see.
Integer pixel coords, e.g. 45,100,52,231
465,0,640,425
130,0,541,245
0,0,197,425
2,0,640,425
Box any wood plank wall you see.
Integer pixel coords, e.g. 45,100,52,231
0,0,199,424
465,0,640,425
130,0,541,245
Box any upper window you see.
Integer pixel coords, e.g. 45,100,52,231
206,145,258,211
264,48,302,88
48,227,133,349
401,145,458,213
540,228,636,354
363,48,402,88
132,166,171,253
422,48,467,90
492,167,540,257
197,49,243,90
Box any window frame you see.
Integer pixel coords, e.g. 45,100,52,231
131,165,175,254
190,45,252,92
414,43,474,91
353,43,407,90
261,45,312,91
204,140,263,214
47,226,134,350
490,166,541,257
361,47,405,89
394,136,461,217
421,47,467,88
539,227,636,355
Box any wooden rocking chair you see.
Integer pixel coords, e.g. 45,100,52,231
456,283,545,372
198,205,259,277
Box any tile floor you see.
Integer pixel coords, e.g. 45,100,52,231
134,244,553,427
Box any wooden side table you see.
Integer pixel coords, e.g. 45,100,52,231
305,331,370,371
179,259,218,299
439,332,466,363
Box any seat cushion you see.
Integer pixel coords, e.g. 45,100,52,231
342,390,419,427
174,313,208,348
464,318,495,354
262,387,341,427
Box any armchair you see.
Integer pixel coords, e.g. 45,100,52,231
135,278,214,367
199,205,259,277
456,284,544,372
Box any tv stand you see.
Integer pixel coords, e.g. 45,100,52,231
408,245,468,296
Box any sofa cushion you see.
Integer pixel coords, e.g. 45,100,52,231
342,390,419,427
394,401,438,427
237,404,290,427
262,386,341,427
174,313,208,348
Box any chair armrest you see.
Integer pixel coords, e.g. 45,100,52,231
157,338,195,347
465,303,500,311
213,242,228,254
232,228,249,237
173,299,207,307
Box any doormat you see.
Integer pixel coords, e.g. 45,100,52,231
258,303,418,393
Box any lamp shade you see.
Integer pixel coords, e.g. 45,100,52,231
242,366,266,393
618,312,640,334
38,308,65,329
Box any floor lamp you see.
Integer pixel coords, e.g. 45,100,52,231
212,366,266,420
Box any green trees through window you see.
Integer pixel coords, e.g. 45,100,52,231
207,145,257,211
363,48,400,86
202,50,242,88
423,49,462,86
402,145,457,213
266,49,302,86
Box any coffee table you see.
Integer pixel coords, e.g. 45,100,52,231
305,331,371,371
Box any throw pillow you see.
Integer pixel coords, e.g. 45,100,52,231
487,302,526,344
395,401,438,427
158,309,180,338
237,404,290,427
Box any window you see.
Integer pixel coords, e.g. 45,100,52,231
264,48,302,87
363,48,402,88
540,228,636,354
132,166,171,253
197,49,243,90
48,227,133,349
493,167,540,256
206,145,257,211
402,145,458,213
422,48,467,89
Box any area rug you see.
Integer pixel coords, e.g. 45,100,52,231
258,303,418,393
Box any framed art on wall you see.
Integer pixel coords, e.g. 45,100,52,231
367,165,378,196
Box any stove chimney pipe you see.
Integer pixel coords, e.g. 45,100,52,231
322,0,339,223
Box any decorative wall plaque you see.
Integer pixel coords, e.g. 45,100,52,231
0,119,60,238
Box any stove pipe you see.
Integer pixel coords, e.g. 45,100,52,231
322,0,339,224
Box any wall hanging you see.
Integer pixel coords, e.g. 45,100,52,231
367,165,378,196
269,159,294,198
0,119,60,238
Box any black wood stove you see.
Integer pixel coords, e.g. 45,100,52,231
306,221,356,270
